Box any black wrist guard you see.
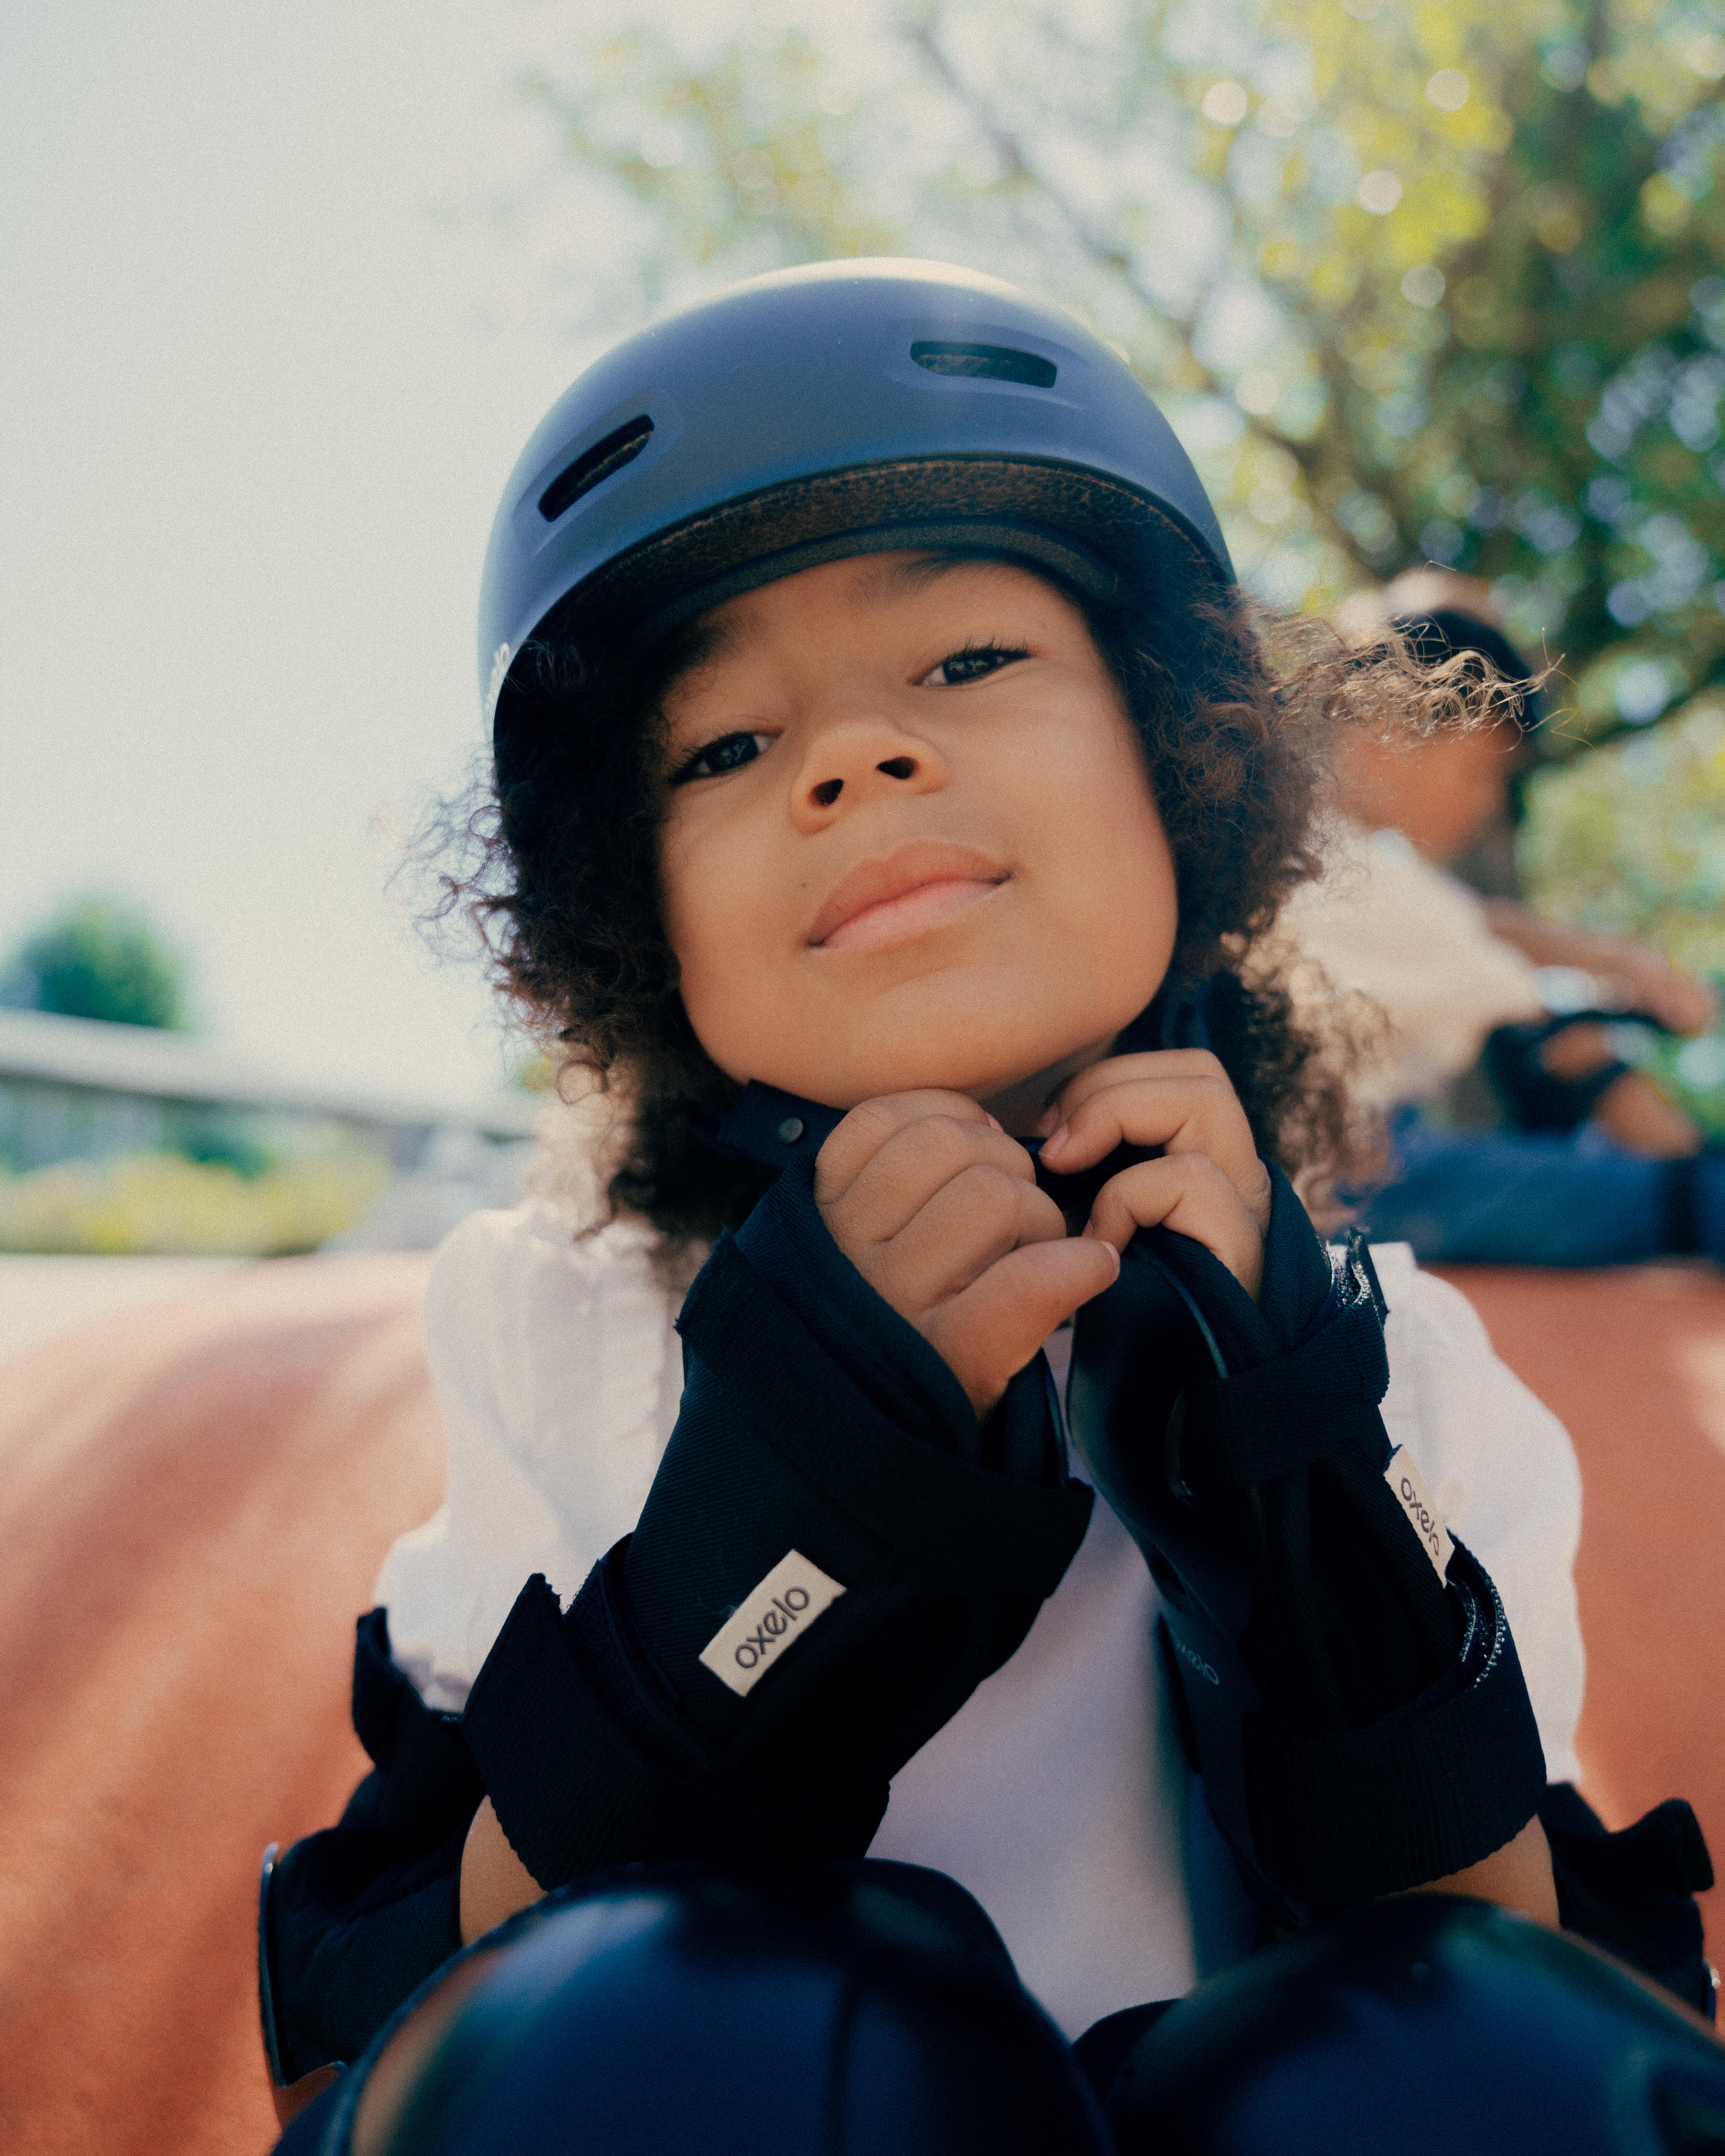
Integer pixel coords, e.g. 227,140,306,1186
1066,1161,1546,1918
1483,1013,1645,1135
464,1157,1092,1890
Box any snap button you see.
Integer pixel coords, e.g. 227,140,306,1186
776,1116,806,1145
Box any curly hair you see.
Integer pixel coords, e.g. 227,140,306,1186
436,574,1457,1245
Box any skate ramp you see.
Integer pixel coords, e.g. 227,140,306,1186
1433,1262,1725,1955
0,1256,440,2156
1,1256,1723,2151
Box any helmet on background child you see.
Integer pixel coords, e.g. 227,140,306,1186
478,258,1237,791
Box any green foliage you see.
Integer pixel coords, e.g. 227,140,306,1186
515,0,1725,742
0,1147,392,1255
510,1045,557,1095
1522,692,1725,967
2,896,187,1029
1522,690,1725,1127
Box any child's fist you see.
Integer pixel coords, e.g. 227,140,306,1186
814,1090,1120,1419
1036,1050,1271,1301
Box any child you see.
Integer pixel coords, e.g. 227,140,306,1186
263,261,1702,2117
1274,573,1724,1265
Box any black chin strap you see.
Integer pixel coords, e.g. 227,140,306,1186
687,975,1221,1178
691,1082,849,1172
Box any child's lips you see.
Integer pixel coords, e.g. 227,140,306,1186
817,877,1004,953
807,840,1009,949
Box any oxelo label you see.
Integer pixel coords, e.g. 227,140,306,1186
699,1550,847,1697
1385,1445,1454,1582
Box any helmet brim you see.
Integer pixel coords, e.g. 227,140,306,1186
517,451,1232,676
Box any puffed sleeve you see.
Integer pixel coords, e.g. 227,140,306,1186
375,1201,684,1709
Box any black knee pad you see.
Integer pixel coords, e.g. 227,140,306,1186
288,1862,1112,2156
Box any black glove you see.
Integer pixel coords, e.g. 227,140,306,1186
1063,1159,1546,1917
1483,1011,1657,1134
462,1101,1093,1892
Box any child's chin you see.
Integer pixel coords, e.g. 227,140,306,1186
811,1057,1059,1116
765,978,1152,1111
761,1059,1003,1113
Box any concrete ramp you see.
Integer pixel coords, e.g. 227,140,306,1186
1435,1263,1725,1953
1,1256,1723,2149
0,1256,440,2155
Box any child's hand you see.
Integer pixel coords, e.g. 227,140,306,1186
1036,1051,1272,1302
815,1090,1121,1418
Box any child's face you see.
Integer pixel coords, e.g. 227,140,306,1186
656,552,1178,1124
1336,719,1520,863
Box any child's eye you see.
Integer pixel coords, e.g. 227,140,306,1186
671,731,772,784
919,644,1029,689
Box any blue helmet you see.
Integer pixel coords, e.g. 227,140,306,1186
1093,1894,1725,2153
290,1862,1112,2154
478,258,1235,774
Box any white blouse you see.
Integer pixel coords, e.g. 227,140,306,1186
377,1201,1586,2036
1271,819,1546,1108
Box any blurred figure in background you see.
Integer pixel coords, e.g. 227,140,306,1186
1274,569,1725,1266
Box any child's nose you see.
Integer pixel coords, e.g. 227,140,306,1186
808,754,916,810
792,725,944,827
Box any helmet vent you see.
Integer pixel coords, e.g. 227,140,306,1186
539,415,655,522
910,341,1057,388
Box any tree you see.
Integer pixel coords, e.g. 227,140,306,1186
513,0,1725,746
0,896,188,1030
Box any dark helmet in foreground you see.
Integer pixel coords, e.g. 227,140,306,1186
478,258,1237,788
283,1875,1725,2154
282,1862,1111,2155
1089,1893,1725,2154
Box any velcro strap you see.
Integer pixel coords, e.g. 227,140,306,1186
1663,1155,1704,1257
1243,1541,1545,1907
1192,1299,1392,1490
1549,1797,1716,1901
462,1561,886,1893
352,1608,484,1842
680,1238,1093,1600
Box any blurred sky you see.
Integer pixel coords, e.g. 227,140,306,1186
1,0,629,1099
